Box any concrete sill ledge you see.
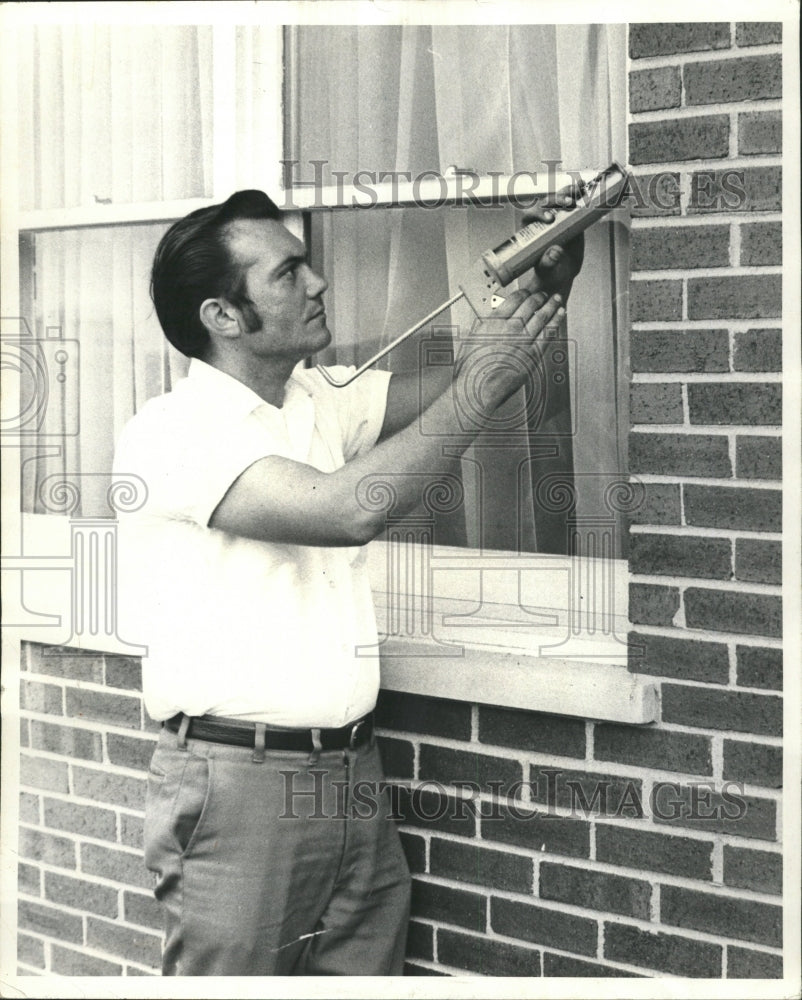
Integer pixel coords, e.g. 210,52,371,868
378,638,658,725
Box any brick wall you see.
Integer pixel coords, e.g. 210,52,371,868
16,20,785,982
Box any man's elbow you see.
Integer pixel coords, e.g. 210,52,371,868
343,507,386,547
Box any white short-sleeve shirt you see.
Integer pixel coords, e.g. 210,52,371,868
113,358,391,727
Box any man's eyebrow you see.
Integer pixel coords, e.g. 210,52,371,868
271,252,307,277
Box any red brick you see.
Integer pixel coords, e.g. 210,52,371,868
735,22,782,47
736,435,781,479
543,953,641,977
540,862,651,920
439,928,542,976
594,724,711,775
44,870,119,918
628,483,682,525
80,842,152,890
733,329,782,372
71,764,147,809
20,679,63,716
491,896,597,955
684,484,782,531
723,739,782,788
86,916,162,968
124,890,163,930
399,831,426,873
429,837,532,893
660,885,781,947
17,934,45,970
630,329,729,373
595,825,713,881
629,432,731,477
650,782,777,840
684,55,781,105
630,23,730,59
629,66,681,112
104,654,142,691
740,223,782,266
393,784,476,838
738,111,781,155
50,944,123,976
376,736,414,779
478,705,585,758
529,765,644,817
28,645,105,683
106,732,157,771
627,630,729,684
30,720,103,761
723,845,782,894
18,861,41,895
19,899,83,944
630,383,683,424
632,225,729,271
418,745,522,797
735,538,781,585
627,172,682,217
688,382,781,425
20,754,69,793
19,827,77,869
375,690,471,740
479,801,590,858
406,920,434,961
65,687,141,730
662,683,782,735
120,812,145,850
410,878,486,932
20,718,29,747
630,533,732,579
688,166,781,214
684,588,782,638
604,922,722,977
43,797,117,841
688,275,781,320
630,279,683,322
727,945,782,978
629,583,680,626
629,116,729,165
19,790,41,825
736,644,782,690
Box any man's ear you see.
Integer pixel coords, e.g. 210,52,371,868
199,298,242,341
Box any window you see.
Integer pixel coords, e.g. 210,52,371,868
4,19,634,668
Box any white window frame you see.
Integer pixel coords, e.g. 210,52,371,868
1,23,654,725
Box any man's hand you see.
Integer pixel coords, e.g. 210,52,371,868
522,183,586,303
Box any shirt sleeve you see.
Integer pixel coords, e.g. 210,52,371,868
310,365,392,462
114,406,292,528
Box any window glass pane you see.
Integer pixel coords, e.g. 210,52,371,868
17,224,189,517
18,25,213,211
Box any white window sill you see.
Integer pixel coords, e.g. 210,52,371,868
5,516,658,725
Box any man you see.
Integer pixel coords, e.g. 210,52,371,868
113,188,582,976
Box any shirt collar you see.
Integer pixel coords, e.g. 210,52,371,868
185,358,309,422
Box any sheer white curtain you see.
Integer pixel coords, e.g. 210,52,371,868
21,226,190,516
299,24,627,553
18,24,213,210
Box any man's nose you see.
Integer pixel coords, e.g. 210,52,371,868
306,266,328,298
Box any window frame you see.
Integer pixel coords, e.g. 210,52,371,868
2,23,651,724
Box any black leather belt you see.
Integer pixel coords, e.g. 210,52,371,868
164,712,374,752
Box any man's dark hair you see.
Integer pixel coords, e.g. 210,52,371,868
150,189,282,358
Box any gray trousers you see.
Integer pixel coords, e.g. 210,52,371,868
144,726,411,975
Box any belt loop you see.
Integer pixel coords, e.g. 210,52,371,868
308,728,322,766
252,723,267,763
177,714,191,751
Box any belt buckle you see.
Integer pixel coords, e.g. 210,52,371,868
349,719,366,749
